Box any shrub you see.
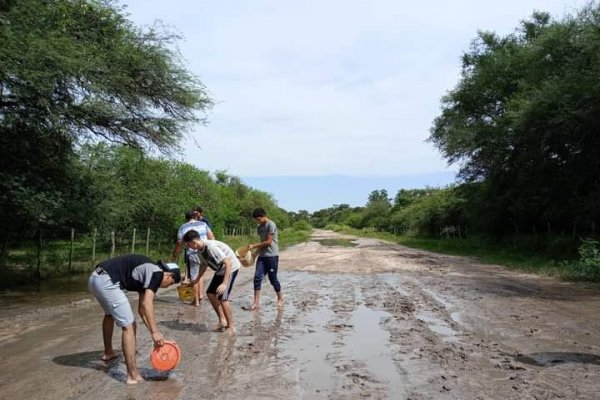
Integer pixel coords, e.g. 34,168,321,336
563,239,600,281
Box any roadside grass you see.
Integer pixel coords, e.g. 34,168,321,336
0,227,312,289
327,225,583,279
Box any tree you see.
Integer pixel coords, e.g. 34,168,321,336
0,0,212,240
429,3,600,236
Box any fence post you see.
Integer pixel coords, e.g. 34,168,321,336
36,228,43,286
131,228,136,253
92,228,97,266
68,228,74,274
111,231,115,257
146,228,150,255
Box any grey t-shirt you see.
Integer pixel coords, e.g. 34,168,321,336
257,219,279,257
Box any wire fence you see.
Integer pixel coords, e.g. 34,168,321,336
0,226,257,286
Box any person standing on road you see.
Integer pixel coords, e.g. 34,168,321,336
193,205,212,228
183,230,240,333
171,210,214,306
87,254,180,384
247,207,284,310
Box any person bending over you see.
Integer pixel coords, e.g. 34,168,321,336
88,254,180,384
183,230,240,333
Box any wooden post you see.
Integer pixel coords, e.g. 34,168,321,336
36,228,43,287
146,228,150,255
68,228,74,274
91,228,97,266
131,228,136,253
111,231,115,257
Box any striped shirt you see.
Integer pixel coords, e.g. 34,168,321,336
177,220,212,255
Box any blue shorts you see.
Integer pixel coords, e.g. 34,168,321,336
88,272,135,328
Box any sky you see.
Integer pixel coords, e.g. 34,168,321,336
121,0,583,212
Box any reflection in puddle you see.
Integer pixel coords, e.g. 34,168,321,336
0,274,90,308
343,304,407,398
314,239,357,247
417,311,459,342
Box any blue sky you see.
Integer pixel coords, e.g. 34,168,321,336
121,0,583,212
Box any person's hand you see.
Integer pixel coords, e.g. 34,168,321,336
216,283,226,295
151,331,165,348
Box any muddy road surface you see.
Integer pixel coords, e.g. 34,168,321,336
1,229,600,399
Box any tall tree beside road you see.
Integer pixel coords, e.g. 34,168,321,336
429,4,600,236
0,0,212,240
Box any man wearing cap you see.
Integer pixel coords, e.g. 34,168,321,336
88,254,181,384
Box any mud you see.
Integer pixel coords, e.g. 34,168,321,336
1,229,600,399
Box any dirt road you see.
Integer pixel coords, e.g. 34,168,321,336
1,229,600,399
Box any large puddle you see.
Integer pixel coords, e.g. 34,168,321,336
0,273,91,316
343,303,407,398
279,303,340,397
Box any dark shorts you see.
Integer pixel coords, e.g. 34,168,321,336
207,270,238,301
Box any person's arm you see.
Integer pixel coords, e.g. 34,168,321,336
190,264,208,285
170,241,183,261
249,232,273,251
216,258,232,295
138,289,165,347
207,229,215,240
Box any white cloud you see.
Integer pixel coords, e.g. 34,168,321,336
122,0,584,178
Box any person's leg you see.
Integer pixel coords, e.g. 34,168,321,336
188,253,201,306
219,270,238,333
89,273,127,361
207,275,227,329
252,257,266,310
198,275,204,300
101,314,119,361
122,323,142,384
220,300,235,333
265,256,284,307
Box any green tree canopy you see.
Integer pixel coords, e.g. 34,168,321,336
429,3,600,235
0,0,212,238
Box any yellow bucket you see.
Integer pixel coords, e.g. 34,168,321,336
177,284,194,302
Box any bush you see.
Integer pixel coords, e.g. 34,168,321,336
291,220,312,231
563,239,600,281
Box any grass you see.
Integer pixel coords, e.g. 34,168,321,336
0,227,313,289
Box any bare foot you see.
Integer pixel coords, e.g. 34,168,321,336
126,373,144,384
101,352,119,362
250,303,260,311
214,322,228,332
227,326,237,335
276,298,284,308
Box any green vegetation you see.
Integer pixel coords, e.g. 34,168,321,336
3,1,600,284
0,1,295,286
311,3,600,282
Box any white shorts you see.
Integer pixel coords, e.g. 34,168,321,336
88,272,135,328
187,253,201,280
